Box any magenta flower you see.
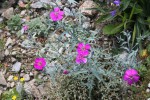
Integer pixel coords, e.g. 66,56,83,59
63,70,69,74
34,58,46,70
76,54,87,64
23,25,29,31
77,42,91,56
50,7,64,21
123,68,140,85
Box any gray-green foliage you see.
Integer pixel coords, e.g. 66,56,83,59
20,9,137,99
36,16,126,99
7,14,22,31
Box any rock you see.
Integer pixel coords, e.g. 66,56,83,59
148,83,150,88
24,79,41,98
79,0,98,16
5,37,13,47
0,51,5,61
0,30,3,33
147,98,150,100
10,82,15,87
0,90,2,96
12,62,22,72
38,75,43,79
4,49,9,56
2,7,14,19
40,0,51,4
22,0,28,3
11,57,17,62
64,7,73,16
22,50,26,54
0,17,4,23
38,85,47,95
7,75,13,81
20,10,26,16
6,32,11,36
29,72,33,76
11,51,17,55
0,72,7,86
31,2,43,8
16,82,23,93
23,74,30,81
7,82,11,87
59,47,64,54
146,88,150,93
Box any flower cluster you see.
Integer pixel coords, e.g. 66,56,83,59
123,68,140,85
76,42,91,64
50,7,64,21
34,58,46,70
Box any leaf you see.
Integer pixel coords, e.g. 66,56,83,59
129,3,136,20
97,14,113,23
132,24,136,46
91,68,102,81
122,0,131,10
103,23,124,35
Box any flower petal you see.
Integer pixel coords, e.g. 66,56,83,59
77,42,84,49
54,7,60,12
85,44,91,50
59,11,64,15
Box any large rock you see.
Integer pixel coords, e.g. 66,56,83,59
24,79,41,99
12,62,22,72
79,0,98,16
2,7,14,19
0,72,7,86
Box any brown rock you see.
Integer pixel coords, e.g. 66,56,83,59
2,7,14,19
79,0,98,16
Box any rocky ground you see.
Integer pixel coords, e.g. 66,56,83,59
0,0,109,99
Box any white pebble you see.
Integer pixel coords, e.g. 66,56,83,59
146,88,150,93
148,83,150,88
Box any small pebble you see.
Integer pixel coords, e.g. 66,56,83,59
146,88,150,93
148,83,150,88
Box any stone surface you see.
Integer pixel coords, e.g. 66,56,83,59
0,72,7,86
2,7,14,19
146,88,150,93
12,62,22,72
0,90,2,96
10,82,15,88
79,0,98,16
0,17,4,23
31,2,43,8
5,37,13,47
7,75,13,81
24,79,41,99
0,51,5,61
23,74,30,81
148,83,150,88
4,49,9,56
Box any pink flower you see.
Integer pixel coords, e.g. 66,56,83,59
77,42,91,56
76,54,87,64
50,7,64,21
34,58,46,70
23,25,29,31
123,68,140,85
63,70,69,74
